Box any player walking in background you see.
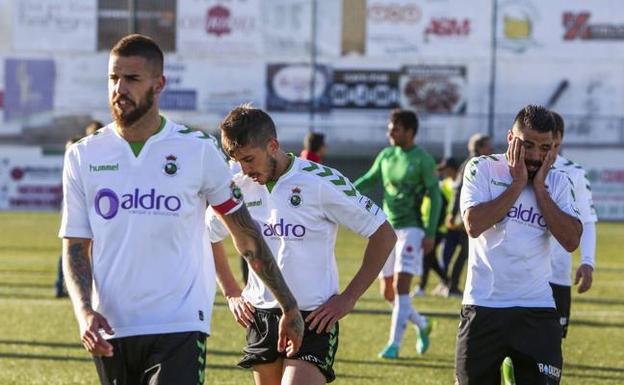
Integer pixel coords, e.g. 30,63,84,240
444,134,493,297
354,109,442,359
300,132,326,163
549,111,597,335
455,105,581,385
219,105,396,384
59,34,303,385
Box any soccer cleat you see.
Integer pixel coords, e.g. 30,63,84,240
432,283,449,297
416,317,432,354
378,343,399,359
411,287,425,297
502,357,516,385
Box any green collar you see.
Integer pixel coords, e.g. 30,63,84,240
128,116,166,157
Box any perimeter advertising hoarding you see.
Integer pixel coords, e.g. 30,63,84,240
0,146,63,211
266,63,331,112
331,69,399,109
564,148,624,221
399,65,467,114
12,0,97,52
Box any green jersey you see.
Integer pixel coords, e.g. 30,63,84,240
355,145,441,236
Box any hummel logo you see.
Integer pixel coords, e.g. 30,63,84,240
89,163,119,172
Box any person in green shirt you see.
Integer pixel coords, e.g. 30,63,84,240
354,109,442,359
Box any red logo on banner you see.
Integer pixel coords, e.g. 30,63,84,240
425,18,471,37
205,5,231,37
563,12,591,40
11,167,25,181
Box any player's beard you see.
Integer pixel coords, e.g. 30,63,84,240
525,159,542,180
110,88,155,128
267,155,278,181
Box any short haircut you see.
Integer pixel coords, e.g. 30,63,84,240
390,109,419,137
111,34,163,75
84,120,103,136
303,132,325,153
467,133,490,154
512,105,555,134
220,104,277,156
550,111,565,138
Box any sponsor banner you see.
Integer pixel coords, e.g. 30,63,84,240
0,146,63,211
12,0,97,52
201,62,265,112
261,0,342,58
365,0,491,57
495,59,624,144
399,65,467,114
564,148,624,221
330,69,399,109
160,90,197,111
177,0,262,56
497,0,624,57
97,0,176,52
4,58,55,122
54,54,108,111
266,63,331,112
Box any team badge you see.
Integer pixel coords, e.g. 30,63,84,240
163,154,179,176
230,181,243,201
289,187,302,207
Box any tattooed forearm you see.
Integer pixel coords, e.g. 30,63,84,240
224,206,299,312
62,239,93,312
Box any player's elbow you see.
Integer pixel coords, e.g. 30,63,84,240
562,236,580,253
463,210,482,238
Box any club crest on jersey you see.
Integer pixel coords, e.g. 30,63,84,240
289,187,302,207
230,181,242,201
163,155,179,176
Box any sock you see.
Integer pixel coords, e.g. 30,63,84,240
389,295,413,346
409,306,428,330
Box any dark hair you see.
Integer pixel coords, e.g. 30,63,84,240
390,109,419,137
512,105,555,134
303,132,325,153
84,120,103,136
111,34,163,75
220,104,277,156
550,111,565,138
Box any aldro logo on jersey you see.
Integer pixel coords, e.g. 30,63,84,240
94,188,182,219
289,187,302,207
163,154,179,176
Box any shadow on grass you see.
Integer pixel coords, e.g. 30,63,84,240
0,339,81,349
0,282,54,289
0,268,51,275
570,319,624,328
573,296,624,306
0,292,51,300
564,371,624,382
566,363,624,374
0,352,91,362
337,357,454,371
351,308,460,320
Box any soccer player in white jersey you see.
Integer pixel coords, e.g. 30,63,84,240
455,105,582,385
549,111,597,336
58,34,303,385
217,105,397,385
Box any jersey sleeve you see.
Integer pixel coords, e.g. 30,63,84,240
353,150,383,194
421,154,442,237
551,171,581,221
460,156,490,216
58,146,93,239
574,168,598,223
205,208,230,243
319,172,387,238
200,140,243,216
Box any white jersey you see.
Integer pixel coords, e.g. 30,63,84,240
460,154,579,308
550,155,598,286
236,156,387,311
59,119,242,338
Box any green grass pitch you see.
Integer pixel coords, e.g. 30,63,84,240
0,212,622,384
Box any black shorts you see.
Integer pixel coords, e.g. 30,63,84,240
93,331,207,385
455,305,562,385
550,282,572,338
238,308,339,383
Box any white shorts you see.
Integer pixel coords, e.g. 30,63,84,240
380,227,425,277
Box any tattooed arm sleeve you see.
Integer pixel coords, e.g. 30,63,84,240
62,237,94,317
218,205,299,313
